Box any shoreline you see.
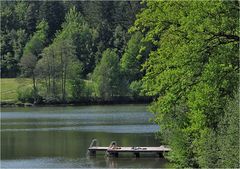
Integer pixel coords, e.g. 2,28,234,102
0,96,154,107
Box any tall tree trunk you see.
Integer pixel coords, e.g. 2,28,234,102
47,56,51,96
60,49,66,102
32,69,37,103
45,77,48,94
52,52,56,97
63,64,67,102
48,73,51,95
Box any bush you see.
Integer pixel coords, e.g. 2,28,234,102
83,81,95,97
17,87,43,103
129,80,143,97
43,96,61,104
70,79,85,100
17,87,35,103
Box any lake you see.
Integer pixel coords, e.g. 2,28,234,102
1,104,168,168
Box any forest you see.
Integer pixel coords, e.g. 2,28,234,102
1,1,147,104
1,0,239,168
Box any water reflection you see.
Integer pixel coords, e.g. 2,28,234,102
1,124,159,133
104,157,168,168
1,157,168,168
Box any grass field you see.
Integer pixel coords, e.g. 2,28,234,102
0,78,32,102
0,78,94,102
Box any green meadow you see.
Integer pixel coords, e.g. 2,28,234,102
0,78,32,102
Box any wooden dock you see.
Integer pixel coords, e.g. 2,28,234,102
88,139,171,158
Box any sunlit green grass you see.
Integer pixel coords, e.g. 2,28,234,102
0,78,95,102
0,78,32,102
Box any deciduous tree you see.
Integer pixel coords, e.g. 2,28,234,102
93,49,125,100
132,1,239,168
20,20,48,101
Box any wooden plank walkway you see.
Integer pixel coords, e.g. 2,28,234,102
88,146,170,152
88,146,171,157
88,146,109,151
87,139,171,158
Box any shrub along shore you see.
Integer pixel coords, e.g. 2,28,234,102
1,96,154,107
1,78,153,107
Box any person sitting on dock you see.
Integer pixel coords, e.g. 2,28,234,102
109,141,121,149
109,142,117,149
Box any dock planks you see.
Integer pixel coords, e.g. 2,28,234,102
88,146,171,157
88,146,170,152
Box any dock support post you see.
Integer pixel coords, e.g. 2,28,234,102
89,150,96,156
158,152,164,158
108,152,118,157
114,152,119,157
134,152,140,158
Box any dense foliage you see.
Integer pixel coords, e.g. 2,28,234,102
132,0,239,168
1,1,142,78
93,48,126,100
1,1,144,102
1,1,239,168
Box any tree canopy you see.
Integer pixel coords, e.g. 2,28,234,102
93,48,125,100
132,0,239,168
1,1,142,78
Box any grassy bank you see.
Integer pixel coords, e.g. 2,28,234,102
0,78,32,102
1,78,154,106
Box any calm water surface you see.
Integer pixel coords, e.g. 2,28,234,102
1,104,168,168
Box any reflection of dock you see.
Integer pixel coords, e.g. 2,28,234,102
104,157,168,168
88,139,171,158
